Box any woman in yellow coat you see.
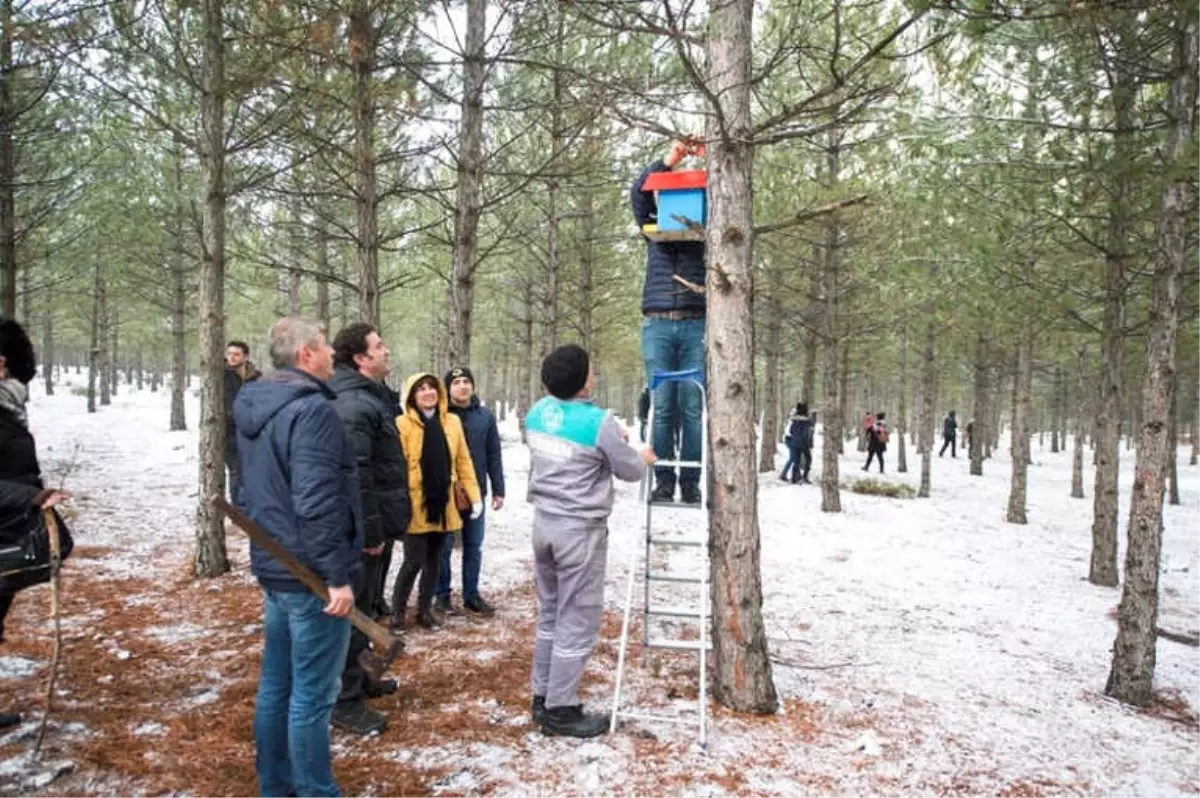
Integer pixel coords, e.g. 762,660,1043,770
390,372,482,631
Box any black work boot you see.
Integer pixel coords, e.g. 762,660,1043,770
0,712,19,730
540,705,610,738
364,678,398,698
651,482,674,503
417,610,442,630
531,695,547,725
332,701,388,735
434,594,452,615
464,595,495,616
680,484,702,505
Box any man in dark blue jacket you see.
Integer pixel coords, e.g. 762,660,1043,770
630,139,707,504
235,315,361,798
437,366,505,616
328,322,411,736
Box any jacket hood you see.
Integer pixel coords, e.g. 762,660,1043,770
402,372,448,422
328,363,391,401
235,368,332,439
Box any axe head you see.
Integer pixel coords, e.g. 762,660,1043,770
358,636,405,681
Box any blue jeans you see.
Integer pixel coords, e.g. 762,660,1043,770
642,317,705,489
255,590,352,798
437,508,485,601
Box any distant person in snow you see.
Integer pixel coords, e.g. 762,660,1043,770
940,410,958,458
0,318,73,733
525,345,655,738
863,411,888,474
223,340,261,508
780,401,814,484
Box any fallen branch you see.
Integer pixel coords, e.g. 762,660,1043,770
671,274,705,295
754,194,870,236
770,656,877,671
1157,627,1200,647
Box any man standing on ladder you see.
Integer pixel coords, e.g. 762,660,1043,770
630,138,707,505
526,345,656,738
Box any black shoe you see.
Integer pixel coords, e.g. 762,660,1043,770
540,705,610,738
531,695,547,725
374,600,392,619
0,712,19,730
680,484,702,505
388,612,406,634
364,678,398,699
417,610,442,630
651,482,675,503
464,595,495,616
332,701,388,735
434,595,452,615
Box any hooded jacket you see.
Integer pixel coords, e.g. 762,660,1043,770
629,159,707,315
224,361,262,439
786,413,814,451
447,394,505,500
396,373,482,535
328,364,412,548
234,368,363,592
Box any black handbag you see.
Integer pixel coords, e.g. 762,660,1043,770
0,506,73,592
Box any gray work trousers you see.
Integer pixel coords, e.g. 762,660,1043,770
530,512,608,710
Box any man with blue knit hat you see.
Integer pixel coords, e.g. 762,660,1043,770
525,344,655,738
437,365,505,616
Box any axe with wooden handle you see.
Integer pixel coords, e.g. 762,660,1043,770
210,495,403,680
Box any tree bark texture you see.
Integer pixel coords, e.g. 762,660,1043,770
87,263,99,414
41,311,52,396
819,127,842,514
704,0,777,713
1106,14,1194,707
1072,348,1088,499
1006,322,1033,524
917,312,935,499
98,267,110,407
758,266,782,472
350,3,379,328
170,144,188,432
897,298,908,473
0,0,13,319
448,0,486,363
970,326,987,476
194,0,230,579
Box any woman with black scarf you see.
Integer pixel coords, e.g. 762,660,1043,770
391,373,481,630
0,319,71,729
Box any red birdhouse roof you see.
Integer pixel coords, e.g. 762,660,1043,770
643,169,707,191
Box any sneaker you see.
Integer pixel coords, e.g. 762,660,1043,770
680,484,702,505
540,705,610,738
364,678,398,698
531,695,547,725
464,596,495,616
417,610,442,630
0,712,19,730
434,595,452,615
332,701,388,735
650,482,674,503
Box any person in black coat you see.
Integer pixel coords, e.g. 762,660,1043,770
0,319,70,731
780,402,814,484
327,323,412,736
863,411,888,474
940,410,958,458
223,340,261,508
438,366,505,615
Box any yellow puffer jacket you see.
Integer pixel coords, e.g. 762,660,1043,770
397,372,482,534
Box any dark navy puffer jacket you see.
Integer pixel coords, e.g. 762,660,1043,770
235,368,364,593
448,395,505,499
630,159,707,315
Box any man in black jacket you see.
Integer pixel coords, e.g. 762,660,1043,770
630,139,707,505
223,340,261,507
234,315,360,797
437,365,505,616
940,410,958,458
328,323,412,735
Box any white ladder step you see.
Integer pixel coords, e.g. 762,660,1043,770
647,571,704,583
646,606,704,619
647,638,712,651
648,536,705,547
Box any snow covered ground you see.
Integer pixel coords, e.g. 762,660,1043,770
1,377,1197,796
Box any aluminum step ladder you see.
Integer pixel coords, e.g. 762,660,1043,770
610,368,710,749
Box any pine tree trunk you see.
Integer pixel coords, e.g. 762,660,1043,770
1190,417,1197,466
516,286,534,441
819,128,842,514
541,32,564,358
315,217,330,327
42,311,53,396
448,0,486,363
1051,366,1062,453
1006,322,1033,524
1072,348,1088,499
0,0,13,319
1106,14,1193,705
758,267,782,473
109,305,119,397
1168,383,1179,506
98,267,110,406
578,188,595,352
350,3,379,328
970,326,987,476
288,269,301,314
838,340,849,456
897,299,908,473
135,348,143,391
917,313,935,499
802,329,817,404
170,144,187,432
87,263,99,413
705,0,776,713
194,0,230,579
